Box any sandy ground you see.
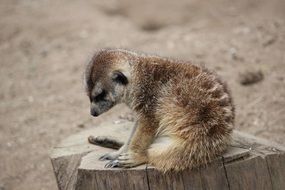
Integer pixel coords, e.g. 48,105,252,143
0,0,285,189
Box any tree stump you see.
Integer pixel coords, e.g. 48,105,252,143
50,119,285,190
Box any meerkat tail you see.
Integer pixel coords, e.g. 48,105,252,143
88,135,124,150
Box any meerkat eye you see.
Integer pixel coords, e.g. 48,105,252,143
112,71,128,85
93,90,107,102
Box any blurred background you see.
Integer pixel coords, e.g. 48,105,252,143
0,0,285,189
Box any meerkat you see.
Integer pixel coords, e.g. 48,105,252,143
84,48,234,172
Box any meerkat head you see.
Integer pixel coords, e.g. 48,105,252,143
84,49,132,117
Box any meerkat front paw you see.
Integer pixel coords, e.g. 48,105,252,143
104,152,147,168
99,151,121,161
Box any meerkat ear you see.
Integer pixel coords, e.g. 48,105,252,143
112,71,128,85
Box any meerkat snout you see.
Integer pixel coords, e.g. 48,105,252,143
88,75,128,117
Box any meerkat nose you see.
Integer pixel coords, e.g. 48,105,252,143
90,109,98,117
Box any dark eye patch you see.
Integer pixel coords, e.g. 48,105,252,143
112,71,128,85
93,90,107,102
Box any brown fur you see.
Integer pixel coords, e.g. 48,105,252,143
85,48,234,172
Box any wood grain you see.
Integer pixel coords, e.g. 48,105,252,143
265,153,285,190
224,155,273,190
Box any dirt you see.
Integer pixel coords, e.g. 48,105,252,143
0,0,284,189
238,70,264,85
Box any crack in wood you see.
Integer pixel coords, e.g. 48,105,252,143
265,157,274,190
145,165,151,190
222,156,231,190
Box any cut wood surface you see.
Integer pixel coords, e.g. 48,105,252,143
50,119,285,190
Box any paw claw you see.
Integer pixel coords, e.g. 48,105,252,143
105,160,119,168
